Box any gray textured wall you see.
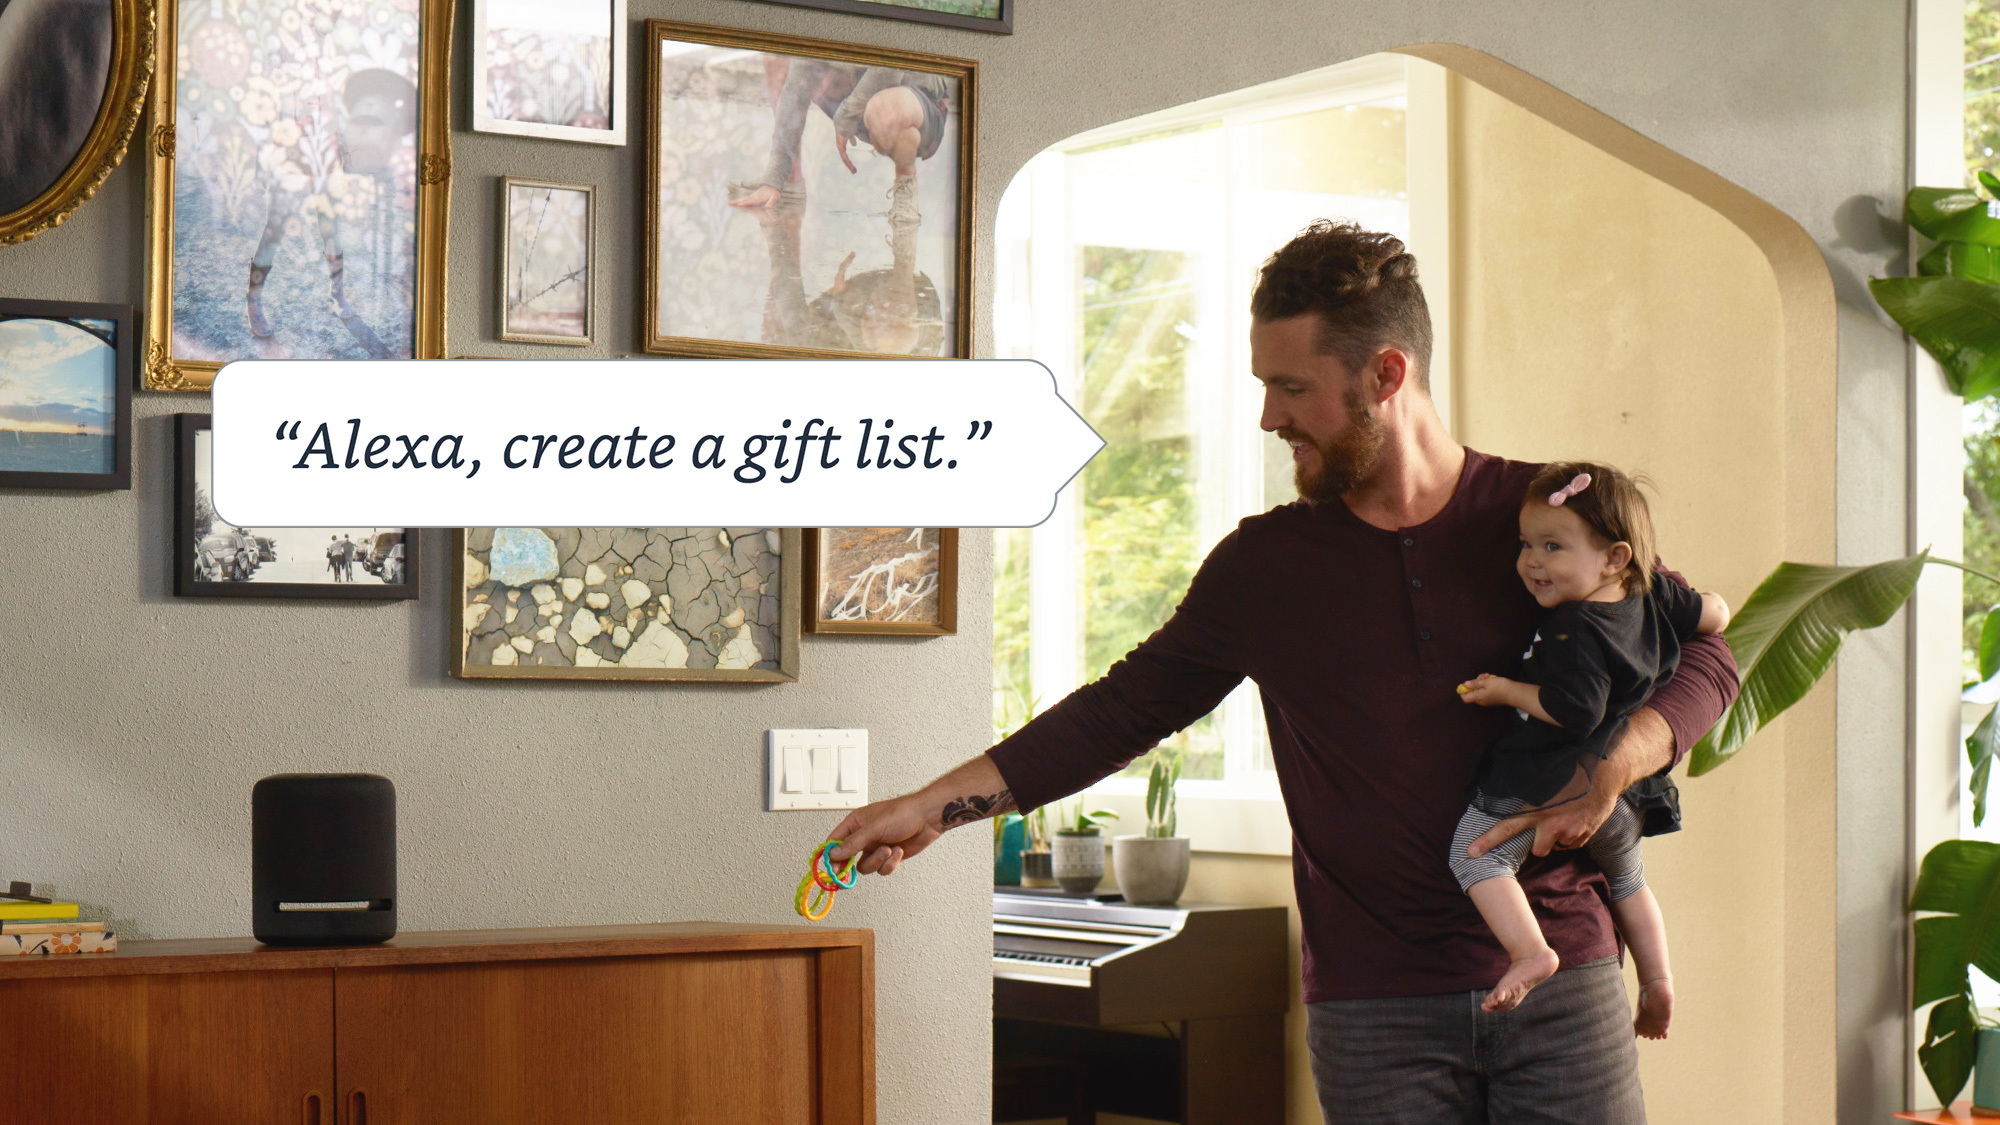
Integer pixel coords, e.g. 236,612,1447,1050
0,1,1909,1121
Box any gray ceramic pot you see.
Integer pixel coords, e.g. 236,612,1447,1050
1112,835,1190,905
1052,830,1105,893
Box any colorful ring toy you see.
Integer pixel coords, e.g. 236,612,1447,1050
795,870,835,920
794,840,859,921
818,842,859,888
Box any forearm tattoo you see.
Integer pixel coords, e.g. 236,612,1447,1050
940,789,1015,828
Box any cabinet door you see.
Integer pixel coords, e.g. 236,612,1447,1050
335,952,819,1124
0,969,336,1124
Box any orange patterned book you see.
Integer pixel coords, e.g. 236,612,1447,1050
0,932,116,955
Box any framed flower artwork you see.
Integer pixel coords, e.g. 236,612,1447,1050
471,0,627,146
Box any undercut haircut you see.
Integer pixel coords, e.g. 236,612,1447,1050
1250,220,1434,391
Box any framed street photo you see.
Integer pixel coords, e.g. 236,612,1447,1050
472,0,627,145
499,177,593,345
174,414,420,599
643,19,975,359
454,527,801,681
0,299,132,490
802,527,956,635
734,0,1010,34
144,0,453,390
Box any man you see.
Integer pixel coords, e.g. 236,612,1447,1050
828,220,1737,1123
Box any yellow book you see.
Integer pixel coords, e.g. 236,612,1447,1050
2,920,102,934
0,902,78,921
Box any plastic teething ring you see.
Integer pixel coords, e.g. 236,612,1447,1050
795,870,835,920
817,841,859,888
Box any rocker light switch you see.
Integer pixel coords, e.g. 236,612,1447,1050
767,730,868,810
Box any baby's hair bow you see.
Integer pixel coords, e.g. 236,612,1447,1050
1548,473,1593,507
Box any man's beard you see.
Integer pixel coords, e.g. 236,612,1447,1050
1292,388,1387,503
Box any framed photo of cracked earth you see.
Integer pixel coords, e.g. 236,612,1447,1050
802,527,956,635
642,19,975,359
174,414,420,599
142,0,453,390
452,527,803,681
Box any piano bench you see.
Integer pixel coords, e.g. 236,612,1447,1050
994,1053,1096,1125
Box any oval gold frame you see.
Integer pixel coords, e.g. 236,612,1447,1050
0,0,156,245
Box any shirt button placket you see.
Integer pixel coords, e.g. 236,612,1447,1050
1404,534,1438,671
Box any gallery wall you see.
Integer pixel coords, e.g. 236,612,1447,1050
0,1,1902,1123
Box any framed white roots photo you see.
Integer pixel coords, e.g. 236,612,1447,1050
472,0,627,146
499,177,594,345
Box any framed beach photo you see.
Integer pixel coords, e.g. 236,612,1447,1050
500,177,593,345
174,414,420,599
643,20,975,359
143,0,453,391
472,0,626,145
0,299,131,490
735,0,1010,34
0,0,154,244
802,527,956,635
454,527,801,682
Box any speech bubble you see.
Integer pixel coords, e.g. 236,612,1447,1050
209,359,1104,528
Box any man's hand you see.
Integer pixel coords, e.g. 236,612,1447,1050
824,753,1014,876
727,184,782,210
835,131,859,174
1466,706,1675,859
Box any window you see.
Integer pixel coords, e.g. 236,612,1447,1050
991,55,1447,852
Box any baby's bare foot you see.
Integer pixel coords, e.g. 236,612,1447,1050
1482,948,1561,1012
1634,977,1674,1039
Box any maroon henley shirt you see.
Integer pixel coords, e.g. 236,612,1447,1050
988,448,1740,1003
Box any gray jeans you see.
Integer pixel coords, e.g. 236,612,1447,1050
1307,956,1644,1124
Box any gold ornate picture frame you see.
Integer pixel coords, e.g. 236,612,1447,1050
642,19,976,360
0,0,155,245
144,0,453,391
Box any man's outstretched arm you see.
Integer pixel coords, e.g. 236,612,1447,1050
826,753,1015,876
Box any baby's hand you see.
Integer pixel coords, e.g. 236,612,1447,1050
1456,673,1518,707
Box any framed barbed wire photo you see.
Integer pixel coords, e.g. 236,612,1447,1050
643,20,975,359
472,0,626,145
499,177,593,345
802,527,956,635
453,527,801,681
143,0,452,391
174,414,420,599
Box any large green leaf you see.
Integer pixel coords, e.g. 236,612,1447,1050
1689,553,1928,775
1920,241,2000,284
1869,277,2000,400
1912,840,2000,1006
1972,706,2000,829
1915,916,1971,1007
1909,187,2000,246
1921,992,1980,1106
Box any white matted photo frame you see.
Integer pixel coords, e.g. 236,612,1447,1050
499,177,594,345
174,414,420,599
802,527,956,635
643,19,976,359
453,527,801,681
471,0,627,146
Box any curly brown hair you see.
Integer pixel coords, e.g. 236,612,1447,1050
1249,220,1433,391
1525,461,1658,595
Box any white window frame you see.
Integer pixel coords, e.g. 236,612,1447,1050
994,55,1450,855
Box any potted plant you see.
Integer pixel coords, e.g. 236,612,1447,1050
1051,800,1119,893
993,811,1026,886
1019,805,1056,887
1113,754,1190,905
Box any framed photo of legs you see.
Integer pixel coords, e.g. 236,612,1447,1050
642,19,975,359
174,414,420,599
144,0,454,390
802,527,956,635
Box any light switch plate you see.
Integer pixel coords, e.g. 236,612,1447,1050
767,729,868,810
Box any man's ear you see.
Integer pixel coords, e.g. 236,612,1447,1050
1372,348,1409,404
1605,542,1634,577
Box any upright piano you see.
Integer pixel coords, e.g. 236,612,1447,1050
991,891,1289,1124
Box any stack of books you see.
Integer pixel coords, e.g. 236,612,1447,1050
0,883,115,956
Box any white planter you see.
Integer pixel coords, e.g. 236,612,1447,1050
1112,835,1190,905
1051,831,1105,893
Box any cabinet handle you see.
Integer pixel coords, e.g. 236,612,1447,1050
347,1090,367,1125
302,1093,321,1125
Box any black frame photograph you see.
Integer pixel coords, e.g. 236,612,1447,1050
0,298,133,491
737,0,1010,33
174,413,420,600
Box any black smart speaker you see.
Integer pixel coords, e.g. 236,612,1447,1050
252,773,396,946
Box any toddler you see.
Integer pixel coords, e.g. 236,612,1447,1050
1453,461,1728,1039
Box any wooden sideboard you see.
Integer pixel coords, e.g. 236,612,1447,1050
0,921,873,1124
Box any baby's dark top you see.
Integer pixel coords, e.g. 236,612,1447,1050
1477,581,1708,808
